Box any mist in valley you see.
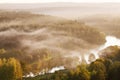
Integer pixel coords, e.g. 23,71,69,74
0,2,120,80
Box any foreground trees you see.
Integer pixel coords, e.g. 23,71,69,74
0,58,22,80
0,46,120,80
89,59,106,80
69,64,90,80
24,50,120,80
109,61,120,80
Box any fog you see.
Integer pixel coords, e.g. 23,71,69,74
25,35,120,77
0,23,120,66
0,3,120,77
0,3,120,19
85,36,120,64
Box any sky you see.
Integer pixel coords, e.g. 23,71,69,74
0,0,120,3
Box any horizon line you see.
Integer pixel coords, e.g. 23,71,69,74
0,2,120,4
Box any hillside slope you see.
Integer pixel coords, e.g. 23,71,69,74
79,15,120,38
0,11,106,73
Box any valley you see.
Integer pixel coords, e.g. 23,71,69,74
0,3,120,80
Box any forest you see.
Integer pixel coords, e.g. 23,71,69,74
0,46,120,80
0,9,120,80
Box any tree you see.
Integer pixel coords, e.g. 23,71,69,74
0,58,23,80
69,64,90,80
9,58,23,80
0,58,14,80
109,61,120,80
89,60,106,80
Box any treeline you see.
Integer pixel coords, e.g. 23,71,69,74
25,46,120,80
0,48,68,74
0,46,120,80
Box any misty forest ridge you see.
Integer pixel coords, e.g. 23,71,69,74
0,10,105,69
0,3,120,80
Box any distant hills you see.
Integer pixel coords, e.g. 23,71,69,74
0,3,120,18
80,15,120,38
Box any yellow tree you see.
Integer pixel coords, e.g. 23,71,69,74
0,58,23,80
9,58,23,80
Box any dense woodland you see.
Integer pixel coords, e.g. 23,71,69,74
24,46,120,80
80,15,120,38
0,11,120,80
0,46,120,80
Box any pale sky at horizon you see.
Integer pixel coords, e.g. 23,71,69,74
0,0,120,3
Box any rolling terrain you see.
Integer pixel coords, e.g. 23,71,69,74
0,3,120,80
79,15,120,38
0,11,106,74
